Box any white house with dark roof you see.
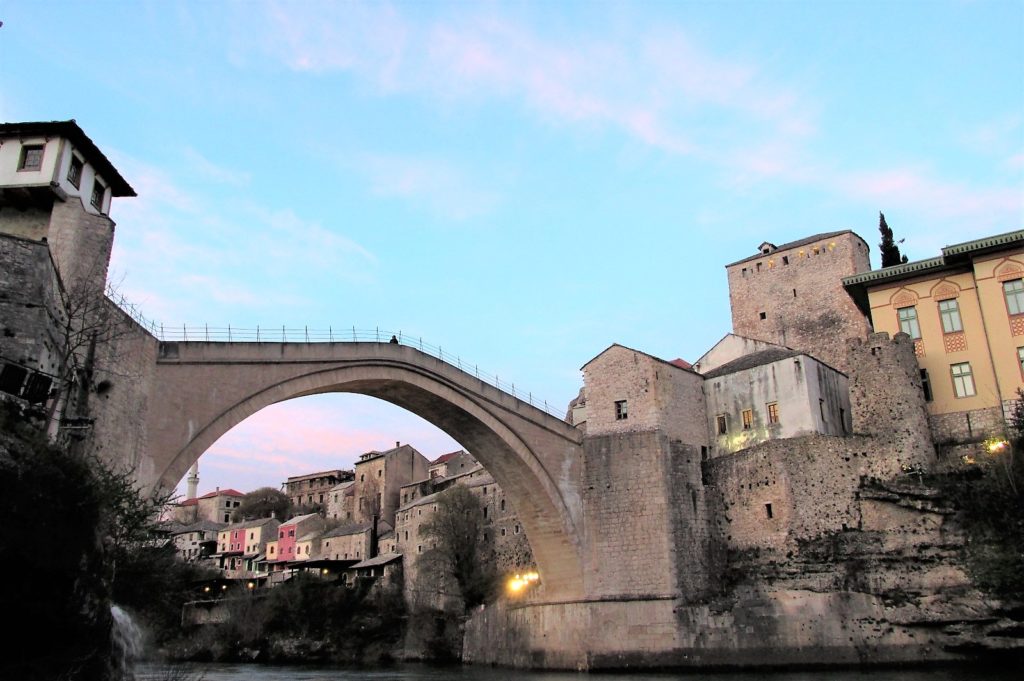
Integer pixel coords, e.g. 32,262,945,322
699,335,851,456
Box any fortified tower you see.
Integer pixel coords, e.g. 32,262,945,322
0,120,135,296
0,121,136,436
847,331,936,472
726,231,872,373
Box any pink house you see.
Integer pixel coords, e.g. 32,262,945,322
274,513,324,564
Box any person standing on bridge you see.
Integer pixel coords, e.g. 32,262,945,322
389,335,399,344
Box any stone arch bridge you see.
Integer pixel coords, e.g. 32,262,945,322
148,338,585,598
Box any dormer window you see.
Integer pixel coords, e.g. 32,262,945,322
90,180,106,210
18,144,44,171
68,156,83,188
758,241,777,255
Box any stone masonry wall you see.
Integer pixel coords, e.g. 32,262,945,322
728,231,872,374
0,233,63,375
87,302,159,483
665,440,712,601
847,332,935,471
46,200,115,300
582,430,706,599
704,434,874,551
929,406,1005,447
583,345,707,445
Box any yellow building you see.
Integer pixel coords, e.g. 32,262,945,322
844,230,1024,450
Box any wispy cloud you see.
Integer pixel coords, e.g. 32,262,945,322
187,395,462,494
106,150,378,324
182,147,252,186
227,2,1019,232
837,165,1022,226
358,153,500,220
237,4,810,161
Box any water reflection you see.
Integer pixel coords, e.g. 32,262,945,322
136,662,1021,681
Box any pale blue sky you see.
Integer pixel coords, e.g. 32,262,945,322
2,1,1021,496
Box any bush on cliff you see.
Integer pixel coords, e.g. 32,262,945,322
416,485,497,610
940,397,1024,599
0,402,114,680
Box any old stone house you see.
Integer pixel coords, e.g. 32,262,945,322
351,443,430,526
171,520,224,563
283,469,353,510
325,479,356,521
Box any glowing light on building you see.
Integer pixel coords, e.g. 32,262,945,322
986,438,1009,454
506,571,540,596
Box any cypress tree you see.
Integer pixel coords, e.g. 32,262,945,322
878,212,908,267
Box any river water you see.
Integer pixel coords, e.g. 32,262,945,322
135,662,1020,681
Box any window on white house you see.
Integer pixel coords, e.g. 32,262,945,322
767,402,779,424
67,156,83,187
716,414,727,435
18,144,44,171
90,180,105,210
951,363,975,398
897,306,921,339
741,409,753,430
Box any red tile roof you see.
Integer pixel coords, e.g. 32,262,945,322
669,358,692,369
431,450,462,465
197,488,245,499
178,498,198,507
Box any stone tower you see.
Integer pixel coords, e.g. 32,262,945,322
847,331,936,473
0,121,135,431
0,120,135,297
726,231,872,373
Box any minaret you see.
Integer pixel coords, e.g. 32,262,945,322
186,462,199,500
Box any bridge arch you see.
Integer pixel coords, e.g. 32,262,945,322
149,341,585,598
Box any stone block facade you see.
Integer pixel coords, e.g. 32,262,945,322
705,434,875,552
847,332,935,471
929,406,1005,447
87,304,160,477
582,344,707,445
582,431,709,601
727,231,872,374
0,233,63,377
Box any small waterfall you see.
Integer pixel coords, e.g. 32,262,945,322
111,604,143,679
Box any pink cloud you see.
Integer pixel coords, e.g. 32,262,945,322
839,166,1022,225
179,393,463,496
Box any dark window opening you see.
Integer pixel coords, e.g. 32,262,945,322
765,503,774,519
792,288,797,297
68,156,83,188
716,414,728,435
920,369,933,402
759,311,767,320
90,181,105,210
700,445,708,462
782,255,789,265
0,364,28,396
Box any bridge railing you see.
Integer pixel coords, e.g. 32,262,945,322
105,290,567,420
